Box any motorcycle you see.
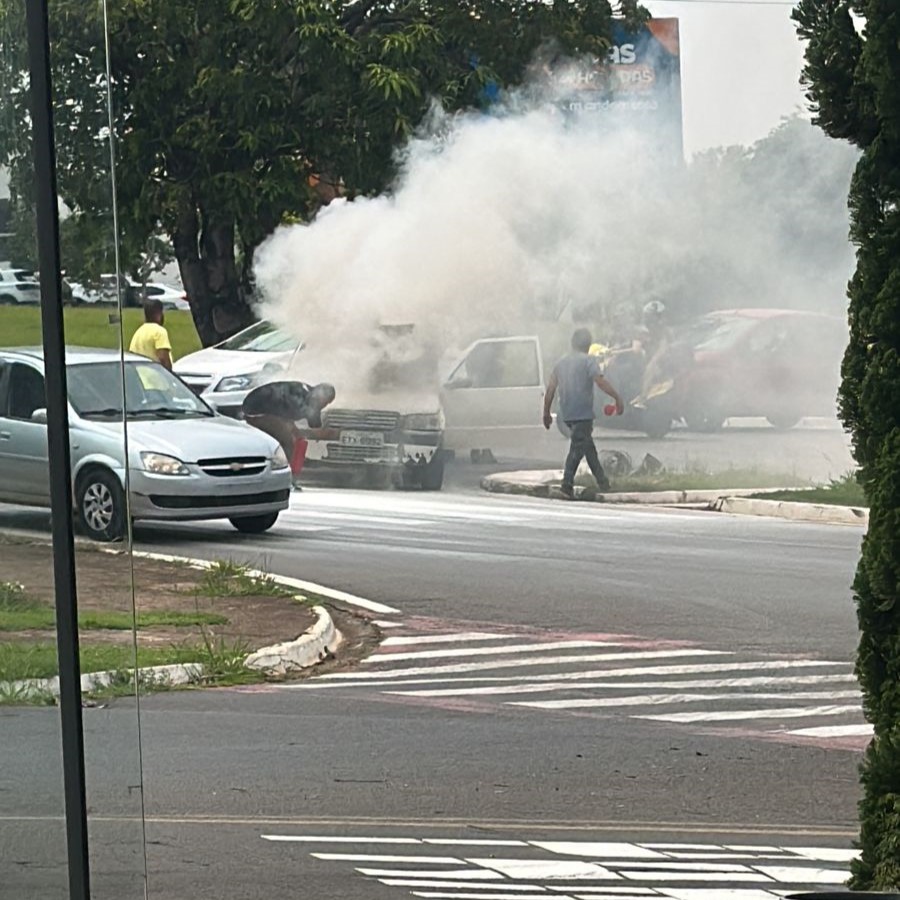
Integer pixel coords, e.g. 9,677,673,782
555,341,685,440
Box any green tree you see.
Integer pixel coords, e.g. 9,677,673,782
793,1,900,888
0,0,644,344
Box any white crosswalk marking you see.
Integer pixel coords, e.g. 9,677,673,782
274,833,855,900
639,704,861,724
365,640,626,663
279,617,866,748
513,690,861,711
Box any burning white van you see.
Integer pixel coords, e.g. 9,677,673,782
175,321,446,490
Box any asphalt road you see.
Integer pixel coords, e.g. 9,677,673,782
0,435,866,900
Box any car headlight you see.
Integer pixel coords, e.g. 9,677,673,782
271,446,290,470
404,411,444,431
215,373,257,393
140,452,190,476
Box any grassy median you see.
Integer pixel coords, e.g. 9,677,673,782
0,307,202,359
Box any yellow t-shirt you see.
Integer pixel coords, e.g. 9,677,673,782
129,323,172,362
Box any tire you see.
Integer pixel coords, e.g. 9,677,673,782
229,512,279,534
684,412,725,433
642,407,672,440
421,454,445,491
76,468,126,542
0,294,16,305
767,413,801,430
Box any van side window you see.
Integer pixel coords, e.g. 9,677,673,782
450,341,541,389
7,364,46,420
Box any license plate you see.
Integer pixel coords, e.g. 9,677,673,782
340,430,384,448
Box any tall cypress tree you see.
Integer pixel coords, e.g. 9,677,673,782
793,1,900,888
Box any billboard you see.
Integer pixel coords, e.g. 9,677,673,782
557,18,684,160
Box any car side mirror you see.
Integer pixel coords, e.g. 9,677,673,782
31,408,48,424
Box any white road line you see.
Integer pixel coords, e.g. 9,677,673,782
425,839,530,847
357,868,504,879
546,890,657,895
784,849,859,863
381,634,512,647
641,845,720,851
364,640,627,663
638,704,862,724
511,690,861,711
375,621,405,628
753,867,848,885
724,848,782,854
467,859,620,880
531,843,666,859
783,724,872,738
546,890,657,896
314,650,729,681
388,674,856,699
379,880,547,891
300,659,849,691
312,853,461,863
658,891,782,900
410,893,568,900
262,834,420,844
582,863,755,873
620,872,772,883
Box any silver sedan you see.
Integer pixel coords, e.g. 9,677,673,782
0,347,292,540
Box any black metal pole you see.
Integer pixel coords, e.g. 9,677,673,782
24,1,91,898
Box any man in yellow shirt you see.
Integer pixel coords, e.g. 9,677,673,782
129,298,173,370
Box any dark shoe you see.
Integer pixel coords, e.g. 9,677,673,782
595,478,611,493
559,483,575,500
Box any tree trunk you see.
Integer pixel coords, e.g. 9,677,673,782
172,204,256,347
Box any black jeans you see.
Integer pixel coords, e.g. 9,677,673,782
563,420,608,490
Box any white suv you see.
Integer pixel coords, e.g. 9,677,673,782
0,269,41,305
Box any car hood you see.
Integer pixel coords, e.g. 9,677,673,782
174,347,294,377
88,415,279,463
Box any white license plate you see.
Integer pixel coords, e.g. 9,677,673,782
340,430,384,448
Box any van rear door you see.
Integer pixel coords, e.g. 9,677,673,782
440,336,545,452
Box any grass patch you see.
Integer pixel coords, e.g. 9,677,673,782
575,465,809,492
195,560,294,598
0,581,43,611
749,472,866,507
0,606,227,633
0,307,201,360
0,641,208,681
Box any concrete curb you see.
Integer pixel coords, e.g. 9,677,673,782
245,604,341,675
711,496,869,527
0,535,365,701
481,471,798,505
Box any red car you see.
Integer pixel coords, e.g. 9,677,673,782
667,308,847,431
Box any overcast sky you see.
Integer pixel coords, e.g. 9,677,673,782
642,0,808,156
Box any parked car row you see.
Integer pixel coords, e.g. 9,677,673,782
0,267,190,309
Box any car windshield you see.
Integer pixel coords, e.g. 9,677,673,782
68,361,215,419
216,320,299,352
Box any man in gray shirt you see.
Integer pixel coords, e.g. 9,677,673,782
543,328,624,498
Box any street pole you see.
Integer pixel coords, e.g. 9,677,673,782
24,1,91,897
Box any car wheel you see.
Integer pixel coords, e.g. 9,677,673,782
229,512,280,534
642,407,672,440
685,412,725,433
767,413,802,430
0,294,16,305
421,454,445,491
76,468,126,542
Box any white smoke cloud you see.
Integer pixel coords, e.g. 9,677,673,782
253,66,856,409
